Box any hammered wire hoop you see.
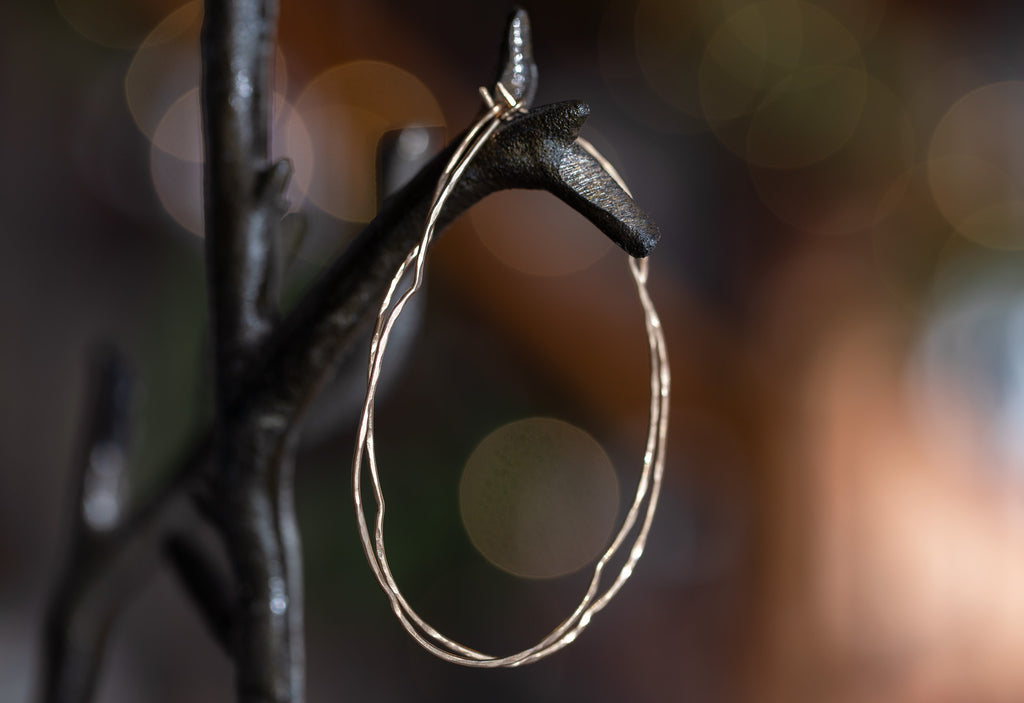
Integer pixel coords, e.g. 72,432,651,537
352,83,670,667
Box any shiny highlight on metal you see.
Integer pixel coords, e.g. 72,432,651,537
352,73,670,667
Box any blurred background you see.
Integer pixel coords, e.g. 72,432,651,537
4,0,1024,701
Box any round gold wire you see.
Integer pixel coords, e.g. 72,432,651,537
352,82,670,667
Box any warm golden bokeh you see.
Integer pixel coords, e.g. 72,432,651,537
124,2,203,143
459,418,620,580
295,61,445,222
700,2,865,166
13,0,1024,701
470,190,614,277
750,76,914,235
149,92,313,235
55,0,185,48
928,81,1024,250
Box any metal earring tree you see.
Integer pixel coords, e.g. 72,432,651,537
39,3,660,702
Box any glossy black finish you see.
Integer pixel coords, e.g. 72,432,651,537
201,0,306,699
39,7,662,703
497,8,538,109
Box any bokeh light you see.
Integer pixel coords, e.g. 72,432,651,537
19,0,1024,700
150,93,313,235
599,0,704,133
150,137,202,235
606,0,884,140
151,88,202,162
631,0,708,123
124,2,202,144
295,61,445,222
928,81,1024,250
470,190,614,277
746,65,866,169
459,418,620,579
699,1,865,167
465,129,623,276
277,101,315,210
750,76,913,235
811,0,887,42
699,1,801,125
126,2,287,146
55,0,183,49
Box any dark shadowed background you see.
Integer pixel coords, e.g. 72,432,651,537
5,0,1024,701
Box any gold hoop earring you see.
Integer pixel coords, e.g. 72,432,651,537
352,78,670,667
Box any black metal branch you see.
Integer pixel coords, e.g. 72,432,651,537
243,98,662,423
163,532,236,653
39,348,134,703
40,9,661,703
497,8,538,109
201,0,306,700
201,0,285,381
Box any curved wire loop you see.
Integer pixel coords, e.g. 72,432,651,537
352,81,671,667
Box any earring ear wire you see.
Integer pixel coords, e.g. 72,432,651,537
352,69,669,668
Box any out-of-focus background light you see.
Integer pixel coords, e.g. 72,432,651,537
459,417,620,580
7,0,1024,701
294,60,445,222
928,81,1024,251
471,189,616,276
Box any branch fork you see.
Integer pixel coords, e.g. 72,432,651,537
39,7,660,703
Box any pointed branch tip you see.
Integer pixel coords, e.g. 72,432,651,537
496,8,538,109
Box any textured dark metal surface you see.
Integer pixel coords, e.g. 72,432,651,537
255,100,659,426
201,0,306,699
496,8,538,109
202,0,285,383
489,8,658,257
465,100,661,257
39,8,662,703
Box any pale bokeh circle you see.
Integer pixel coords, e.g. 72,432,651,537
928,81,1024,250
150,138,202,235
150,93,313,235
749,76,913,235
126,2,288,145
632,0,711,121
152,88,202,162
598,0,706,134
125,3,204,143
699,1,865,166
628,0,880,132
459,418,620,580
295,61,445,222
746,64,867,169
56,0,182,48
699,0,805,125
812,0,887,41
471,190,614,277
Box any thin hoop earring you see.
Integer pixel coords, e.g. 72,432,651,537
352,80,670,667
